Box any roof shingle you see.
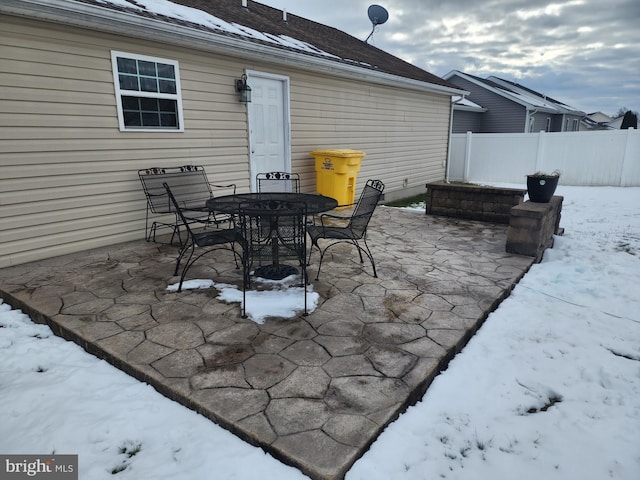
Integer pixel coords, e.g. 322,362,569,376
80,0,457,90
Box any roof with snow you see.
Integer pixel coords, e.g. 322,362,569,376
444,70,584,115
71,0,459,92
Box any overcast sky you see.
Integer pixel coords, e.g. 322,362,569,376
258,0,639,116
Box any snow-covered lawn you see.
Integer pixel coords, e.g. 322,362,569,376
1,186,639,479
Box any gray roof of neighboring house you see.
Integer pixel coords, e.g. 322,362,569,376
6,0,461,94
444,70,585,115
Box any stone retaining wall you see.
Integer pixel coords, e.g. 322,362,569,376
506,196,564,262
425,182,526,224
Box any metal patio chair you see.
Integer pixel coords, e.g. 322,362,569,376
307,179,385,280
164,183,243,292
238,198,309,318
256,171,300,193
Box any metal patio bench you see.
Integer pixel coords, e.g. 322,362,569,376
138,165,235,245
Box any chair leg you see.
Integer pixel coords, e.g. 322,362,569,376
302,260,308,316
241,252,250,318
311,238,378,280
145,209,151,242
242,278,246,318
149,221,158,243
314,247,327,281
175,245,195,292
358,237,378,278
306,243,313,266
174,243,189,275
170,213,185,247
354,240,365,264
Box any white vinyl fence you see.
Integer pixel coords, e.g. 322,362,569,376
447,128,640,186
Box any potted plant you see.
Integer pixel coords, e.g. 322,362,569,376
526,170,560,203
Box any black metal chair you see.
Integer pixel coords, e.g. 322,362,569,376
307,179,385,280
256,171,300,193
238,199,308,318
163,183,243,292
139,166,236,245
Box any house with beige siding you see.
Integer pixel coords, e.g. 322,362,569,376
0,0,465,268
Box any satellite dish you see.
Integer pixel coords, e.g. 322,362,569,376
368,4,389,26
365,5,389,43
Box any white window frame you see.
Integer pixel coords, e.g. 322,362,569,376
111,51,184,132
572,118,579,131
545,117,551,132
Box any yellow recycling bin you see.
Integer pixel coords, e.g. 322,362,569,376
311,149,366,208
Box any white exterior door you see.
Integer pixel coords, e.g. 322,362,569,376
247,72,290,191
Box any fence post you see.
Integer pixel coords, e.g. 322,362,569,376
534,130,545,173
620,127,636,186
464,131,473,182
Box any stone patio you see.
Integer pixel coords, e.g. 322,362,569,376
0,207,534,480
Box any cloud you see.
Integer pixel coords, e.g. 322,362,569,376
259,0,639,114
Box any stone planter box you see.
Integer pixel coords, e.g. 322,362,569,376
506,196,564,262
425,182,526,224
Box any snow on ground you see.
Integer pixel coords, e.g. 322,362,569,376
1,186,639,479
166,276,320,324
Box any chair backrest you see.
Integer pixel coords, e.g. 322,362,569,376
347,179,385,238
256,172,300,193
238,199,307,264
139,165,213,213
162,183,197,239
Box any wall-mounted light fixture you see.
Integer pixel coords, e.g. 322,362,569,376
235,74,252,103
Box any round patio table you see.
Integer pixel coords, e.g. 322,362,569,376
206,192,338,216
206,193,338,279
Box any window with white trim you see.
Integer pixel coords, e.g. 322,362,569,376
572,119,579,131
111,51,184,132
545,117,551,132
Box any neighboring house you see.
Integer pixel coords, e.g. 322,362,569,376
588,111,614,124
0,0,465,267
607,115,626,129
450,95,486,133
580,112,616,131
443,70,585,134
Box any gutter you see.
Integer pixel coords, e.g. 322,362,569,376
1,0,466,97
525,108,538,132
445,94,468,182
